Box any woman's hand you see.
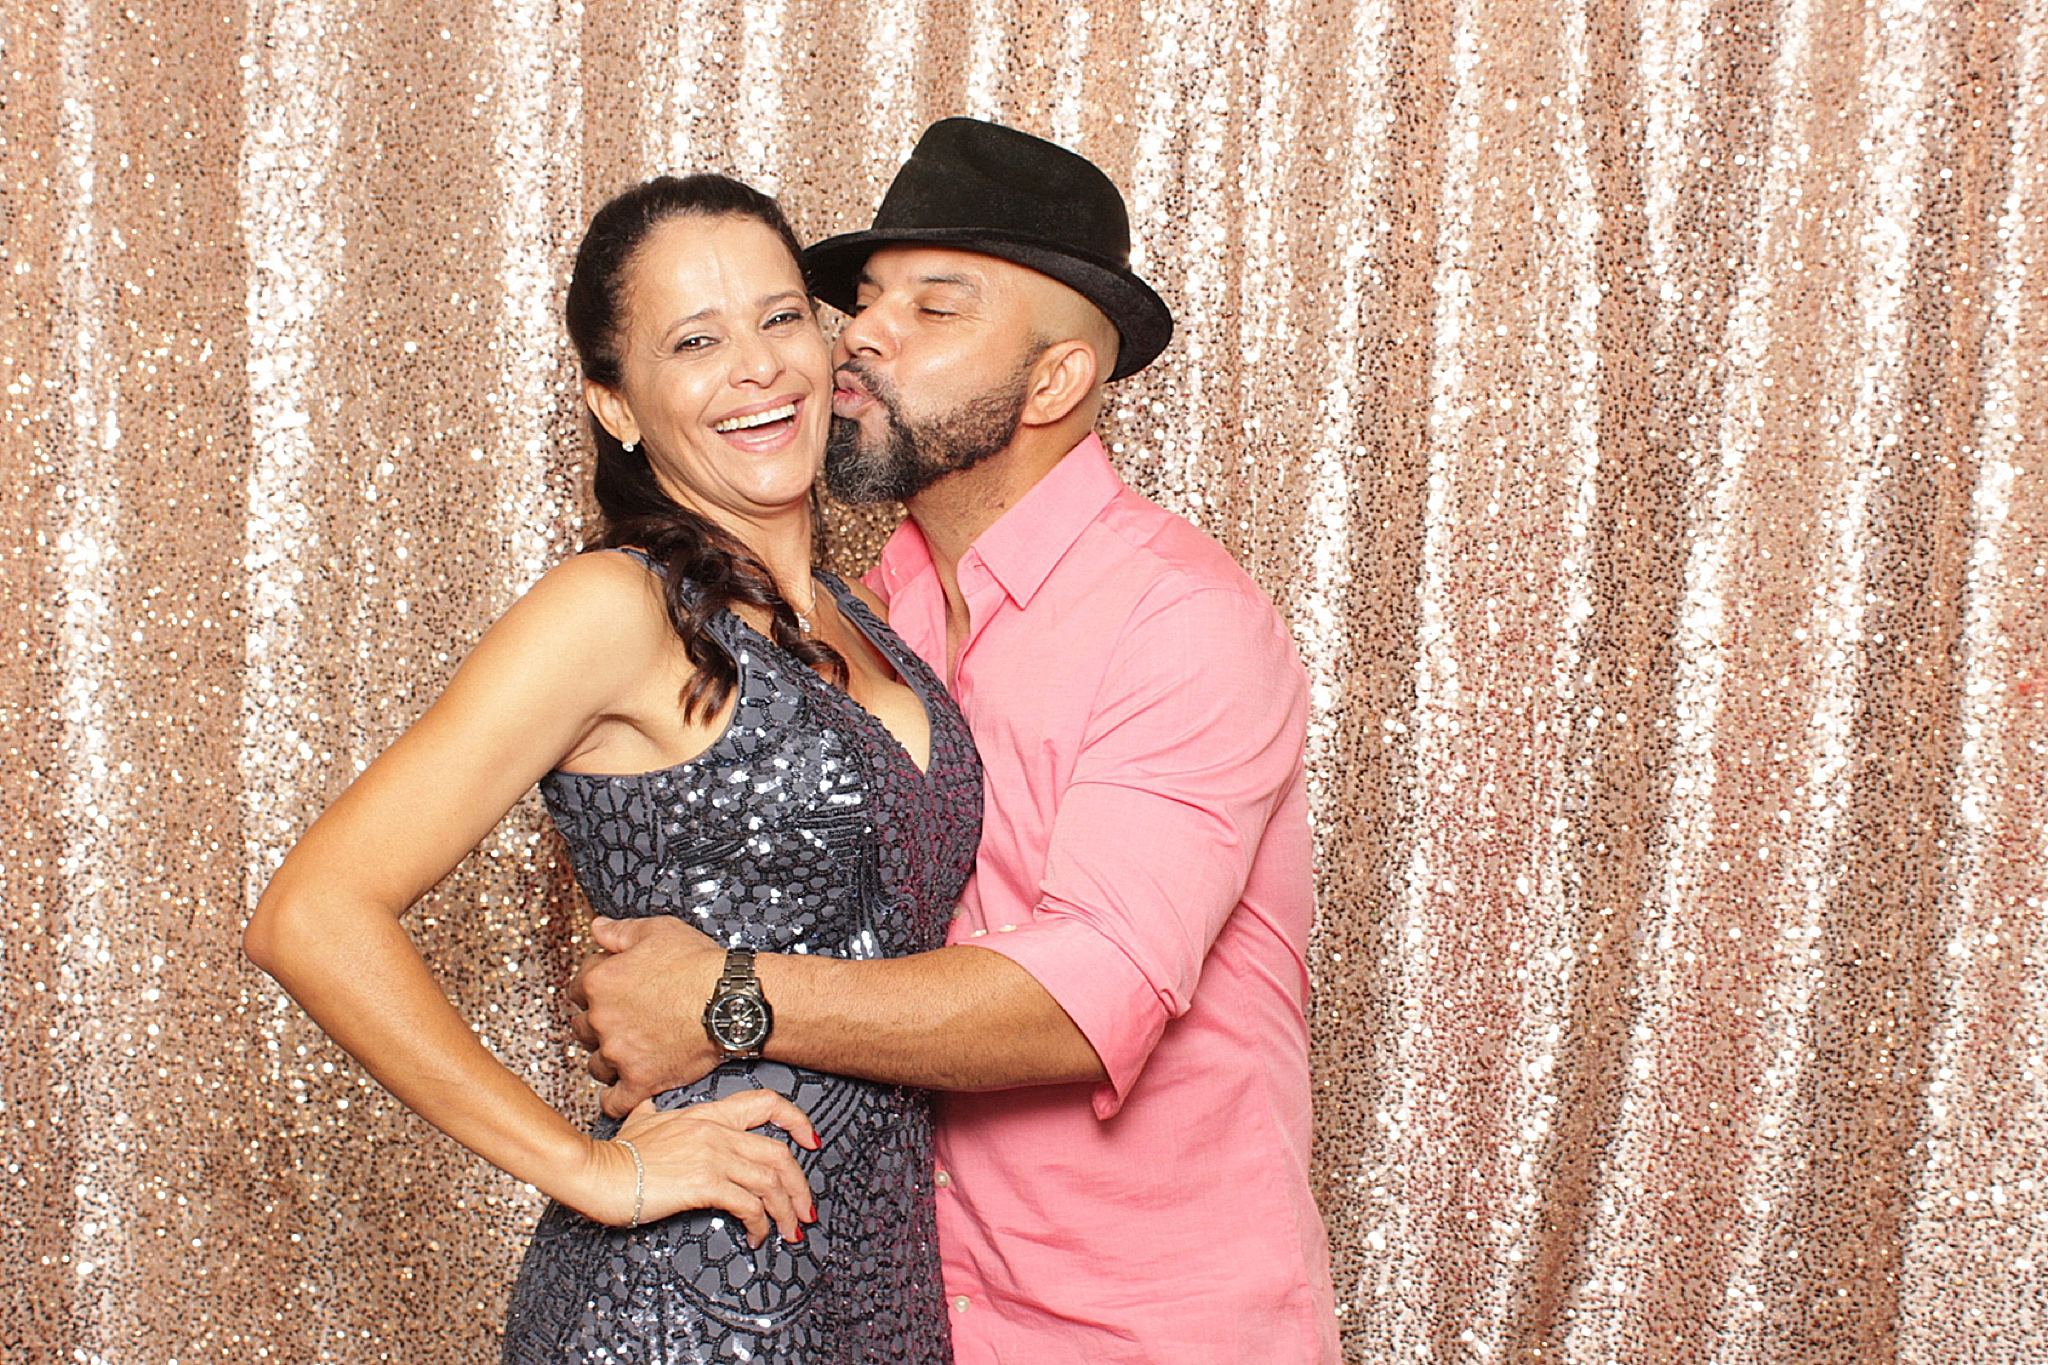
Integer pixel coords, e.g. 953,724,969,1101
575,1090,820,1246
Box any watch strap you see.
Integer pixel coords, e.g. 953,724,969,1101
717,947,759,994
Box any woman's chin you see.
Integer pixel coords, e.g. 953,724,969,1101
677,485,819,532
743,470,823,512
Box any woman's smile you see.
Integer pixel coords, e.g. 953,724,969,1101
591,212,834,527
710,395,806,451
713,398,799,433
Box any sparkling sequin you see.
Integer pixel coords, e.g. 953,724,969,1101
5,3,2047,1361
502,569,980,1363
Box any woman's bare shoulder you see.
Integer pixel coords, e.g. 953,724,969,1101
525,548,665,616
485,549,673,670
536,546,663,595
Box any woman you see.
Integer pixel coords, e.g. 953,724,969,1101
244,175,980,1363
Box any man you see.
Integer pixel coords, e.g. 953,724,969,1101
572,118,1339,1363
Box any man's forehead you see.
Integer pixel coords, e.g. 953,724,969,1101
856,246,1108,335
859,245,1028,292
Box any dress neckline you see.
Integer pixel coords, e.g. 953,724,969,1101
739,570,936,779
549,556,942,784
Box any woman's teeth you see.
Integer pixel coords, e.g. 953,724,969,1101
713,402,797,433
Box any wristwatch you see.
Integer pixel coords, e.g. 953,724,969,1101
702,948,774,1058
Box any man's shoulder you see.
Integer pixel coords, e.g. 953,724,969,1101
1087,485,1274,611
1043,486,1304,692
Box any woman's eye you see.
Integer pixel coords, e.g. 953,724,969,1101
767,310,806,328
674,334,714,352
919,308,953,319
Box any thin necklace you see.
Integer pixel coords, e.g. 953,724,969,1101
789,575,818,636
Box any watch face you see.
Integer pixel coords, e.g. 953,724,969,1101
707,993,771,1050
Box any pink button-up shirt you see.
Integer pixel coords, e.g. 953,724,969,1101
868,435,1338,1365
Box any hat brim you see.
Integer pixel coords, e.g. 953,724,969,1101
804,227,1174,382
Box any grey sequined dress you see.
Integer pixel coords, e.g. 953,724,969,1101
503,564,981,1365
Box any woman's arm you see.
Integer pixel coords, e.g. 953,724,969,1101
243,552,814,1241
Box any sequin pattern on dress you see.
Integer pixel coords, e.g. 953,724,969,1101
501,564,981,1365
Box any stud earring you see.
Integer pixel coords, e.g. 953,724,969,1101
622,437,638,453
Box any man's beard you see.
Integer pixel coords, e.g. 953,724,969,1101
823,357,1034,505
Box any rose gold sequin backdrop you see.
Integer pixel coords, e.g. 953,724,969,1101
1,0,2043,1360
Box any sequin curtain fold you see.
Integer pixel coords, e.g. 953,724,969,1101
2,0,2042,1360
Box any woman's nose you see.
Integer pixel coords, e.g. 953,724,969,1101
731,331,781,385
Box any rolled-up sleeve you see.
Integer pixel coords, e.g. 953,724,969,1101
970,583,1309,1118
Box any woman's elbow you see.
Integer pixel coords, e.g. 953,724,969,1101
243,870,315,978
242,888,288,976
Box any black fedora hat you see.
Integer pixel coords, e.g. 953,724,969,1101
804,118,1174,381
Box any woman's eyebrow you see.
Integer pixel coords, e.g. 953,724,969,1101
658,305,720,336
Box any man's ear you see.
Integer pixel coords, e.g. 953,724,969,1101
1020,340,1103,428
585,379,640,450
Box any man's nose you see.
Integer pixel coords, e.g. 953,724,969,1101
835,304,888,361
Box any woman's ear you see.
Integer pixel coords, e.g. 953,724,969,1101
584,380,640,450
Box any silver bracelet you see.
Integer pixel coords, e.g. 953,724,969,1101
617,1137,644,1229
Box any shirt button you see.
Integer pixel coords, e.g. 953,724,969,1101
997,924,1016,932
935,1170,951,1188
953,1295,971,1314
970,929,987,938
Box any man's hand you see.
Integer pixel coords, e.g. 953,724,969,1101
567,916,728,1118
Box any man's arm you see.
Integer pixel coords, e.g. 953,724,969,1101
574,579,1306,1118
573,921,1106,1117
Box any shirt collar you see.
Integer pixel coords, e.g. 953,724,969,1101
873,512,936,592
968,433,1123,608
872,434,1124,610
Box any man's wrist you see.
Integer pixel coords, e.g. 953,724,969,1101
701,947,775,1058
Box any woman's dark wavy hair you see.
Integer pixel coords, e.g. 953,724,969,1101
566,173,845,721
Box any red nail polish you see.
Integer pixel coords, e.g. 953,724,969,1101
791,1226,805,1243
